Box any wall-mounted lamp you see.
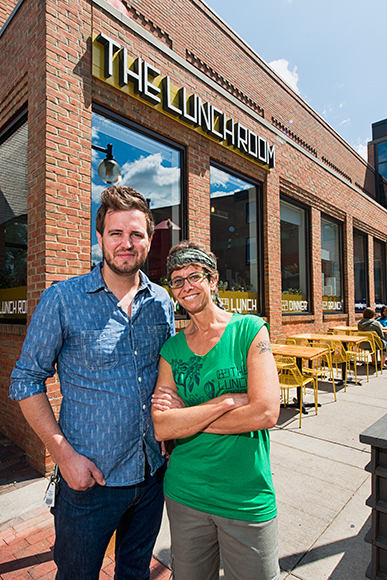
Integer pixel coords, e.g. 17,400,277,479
92,143,121,184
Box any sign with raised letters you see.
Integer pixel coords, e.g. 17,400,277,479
0,286,27,321
93,32,275,171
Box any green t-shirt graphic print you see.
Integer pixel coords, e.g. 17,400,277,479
160,313,277,522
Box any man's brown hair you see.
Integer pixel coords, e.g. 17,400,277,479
363,307,375,319
95,186,155,238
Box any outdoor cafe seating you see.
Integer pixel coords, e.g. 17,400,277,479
273,325,385,427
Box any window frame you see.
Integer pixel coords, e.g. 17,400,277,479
321,213,345,314
353,228,369,313
375,141,387,207
374,238,386,309
0,108,28,325
280,195,311,316
209,161,264,315
92,103,187,246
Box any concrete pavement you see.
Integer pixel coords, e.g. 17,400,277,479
1,363,385,579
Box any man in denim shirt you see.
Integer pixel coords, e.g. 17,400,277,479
10,186,175,580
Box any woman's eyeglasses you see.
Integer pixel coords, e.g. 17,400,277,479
168,272,209,289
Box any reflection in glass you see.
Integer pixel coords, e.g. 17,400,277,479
0,121,28,320
354,230,368,312
377,142,387,206
377,169,387,207
210,166,260,314
321,217,343,312
91,112,182,284
374,240,385,309
280,200,308,314
378,142,387,164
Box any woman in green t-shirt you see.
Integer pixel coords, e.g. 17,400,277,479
151,241,281,580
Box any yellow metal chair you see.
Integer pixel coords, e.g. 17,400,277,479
329,338,350,391
293,337,311,347
274,355,316,428
346,333,372,382
369,331,387,374
275,338,296,345
355,331,379,376
303,340,336,401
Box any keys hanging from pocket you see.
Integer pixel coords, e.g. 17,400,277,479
43,465,60,507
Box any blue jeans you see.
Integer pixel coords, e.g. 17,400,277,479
51,464,166,580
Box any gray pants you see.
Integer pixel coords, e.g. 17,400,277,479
166,496,280,580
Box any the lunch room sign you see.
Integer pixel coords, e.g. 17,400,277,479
93,33,275,171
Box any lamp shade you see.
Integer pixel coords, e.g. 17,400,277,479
97,158,121,184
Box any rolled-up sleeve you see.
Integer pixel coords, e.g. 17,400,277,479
9,286,66,401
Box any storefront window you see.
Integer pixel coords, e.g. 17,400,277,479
374,239,386,310
321,216,343,313
0,117,28,324
377,142,387,207
280,199,309,314
210,165,262,314
354,230,368,312
92,110,183,293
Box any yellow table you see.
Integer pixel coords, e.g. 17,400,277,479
288,333,365,385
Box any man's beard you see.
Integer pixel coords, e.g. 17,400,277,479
102,246,147,276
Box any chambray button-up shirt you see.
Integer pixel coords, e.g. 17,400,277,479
10,264,175,486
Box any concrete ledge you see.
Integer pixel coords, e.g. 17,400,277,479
0,477,48,524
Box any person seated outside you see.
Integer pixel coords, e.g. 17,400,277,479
376,305,387,328
358,307,387,368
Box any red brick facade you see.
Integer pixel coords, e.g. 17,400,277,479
0,0,18,28
1,0,386,473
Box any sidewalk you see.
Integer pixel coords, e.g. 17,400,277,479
0,436,170,580
1,363,386,579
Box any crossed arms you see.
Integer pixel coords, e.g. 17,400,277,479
151,326,280,441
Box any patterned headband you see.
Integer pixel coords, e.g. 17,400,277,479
166,248,217,276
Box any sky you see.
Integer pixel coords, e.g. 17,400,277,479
203,0,386,161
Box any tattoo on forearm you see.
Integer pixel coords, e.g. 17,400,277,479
256,340,272,354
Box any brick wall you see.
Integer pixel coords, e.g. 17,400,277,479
0,0,19,29
0,0,386,470
0,326,27,452
0,0,93,474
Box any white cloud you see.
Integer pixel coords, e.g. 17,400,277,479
91,126,100,140
339,118,351,126
92,242,102,262
91,152,181,209
92,183,107,203
269,59,300,94
353,138,369,161
210,167,231,188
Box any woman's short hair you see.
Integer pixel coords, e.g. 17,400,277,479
166,241,225,310
166,240,218,281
